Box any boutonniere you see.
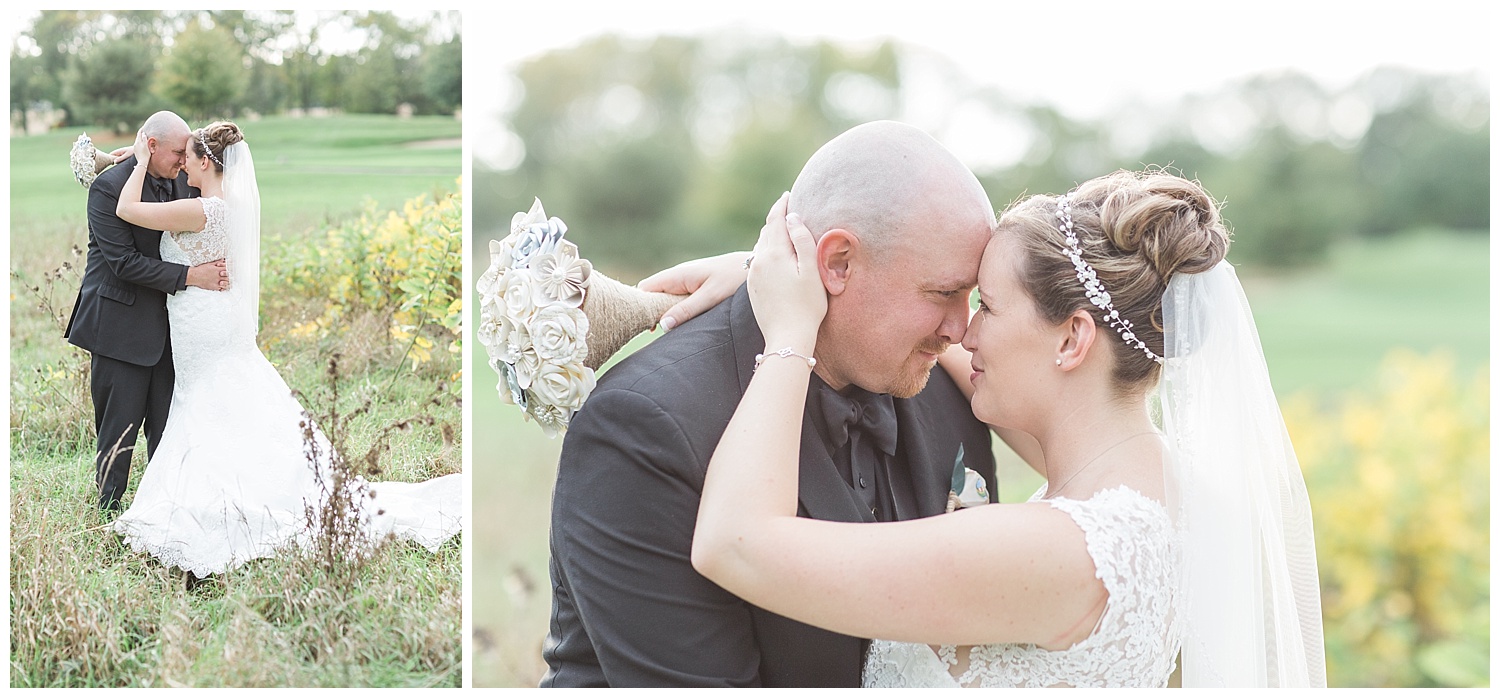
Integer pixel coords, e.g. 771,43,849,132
946,444,990,513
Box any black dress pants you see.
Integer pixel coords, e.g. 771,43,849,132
90,345,173,510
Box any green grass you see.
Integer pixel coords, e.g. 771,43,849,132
10,114,462,687
469,228,1490,687
10,330,464,687
1238,229,1489,395
9,113,460,254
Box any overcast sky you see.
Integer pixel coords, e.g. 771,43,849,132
6,9,456,56
465,0,1490,127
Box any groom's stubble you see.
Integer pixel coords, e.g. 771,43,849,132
812,234,980,399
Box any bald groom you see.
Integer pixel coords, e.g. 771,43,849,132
541,121,999,687
66,110,227,510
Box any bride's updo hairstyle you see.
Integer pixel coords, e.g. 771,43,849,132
1002,169,1230,390
190,121,244,174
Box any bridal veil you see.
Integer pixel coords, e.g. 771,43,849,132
1160,260,1327,687
222,140,260,340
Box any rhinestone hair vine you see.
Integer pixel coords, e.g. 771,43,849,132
1056,193,1164,365
197,132,224,168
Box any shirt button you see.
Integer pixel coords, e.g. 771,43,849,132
858,476,867,488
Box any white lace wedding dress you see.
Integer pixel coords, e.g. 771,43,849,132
112,196,462,578
862,484,1181,688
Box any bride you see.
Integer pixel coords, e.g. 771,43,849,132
108,121,461,579
650,170,1325,687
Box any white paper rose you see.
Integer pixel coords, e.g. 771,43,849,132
530,306,589,365
512,345,543,390
501,269,539,324
528,362,597,413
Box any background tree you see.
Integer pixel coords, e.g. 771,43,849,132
157,22,248,122
11,10,461,125
483,34,908,271
242,59,289,116
345,47,404,114
61,37,160,132
345,11,426,114
478,36,1487,271
281,22,325,112
16,11,101,127
421,37,462,115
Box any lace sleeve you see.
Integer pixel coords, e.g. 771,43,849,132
865,486,1183,688
1030,487,1181,686
934,486,1182,687
169,197,229,266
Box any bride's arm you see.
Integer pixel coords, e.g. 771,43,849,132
116,131,207,233
691,199,1105,648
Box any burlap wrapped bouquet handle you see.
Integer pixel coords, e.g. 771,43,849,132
578,271,680,369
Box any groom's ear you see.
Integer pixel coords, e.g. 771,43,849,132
818,228,855,296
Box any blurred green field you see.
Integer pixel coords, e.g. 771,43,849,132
1242,229,1489,395
470,227,1489,686
9,113,460,254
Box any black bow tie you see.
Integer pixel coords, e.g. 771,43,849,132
148,175,172,201
818,386,898,456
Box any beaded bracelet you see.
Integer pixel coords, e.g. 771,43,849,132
754,347,816,370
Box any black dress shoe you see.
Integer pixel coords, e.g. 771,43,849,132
184,571,213,592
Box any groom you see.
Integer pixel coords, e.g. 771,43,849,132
65,110,228,511
543,121,998,686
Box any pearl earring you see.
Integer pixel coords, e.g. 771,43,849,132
1055,359,1062,366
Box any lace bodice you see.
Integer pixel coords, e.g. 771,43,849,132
163,196,227,266
862,485,1182,688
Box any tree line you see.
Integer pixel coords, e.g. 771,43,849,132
474,35,1487,270
10,10,461,132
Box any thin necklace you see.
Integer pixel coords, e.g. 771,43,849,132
1043,431,1158,500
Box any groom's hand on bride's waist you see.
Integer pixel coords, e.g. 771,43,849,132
186,259,229,291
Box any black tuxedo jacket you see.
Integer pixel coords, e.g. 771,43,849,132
542,285,996,687
65,156,197,366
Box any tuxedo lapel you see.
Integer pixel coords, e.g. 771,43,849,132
726,286,872,524
894,393,967,519
795,415,872,523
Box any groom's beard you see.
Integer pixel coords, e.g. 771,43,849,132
887,340,949,399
